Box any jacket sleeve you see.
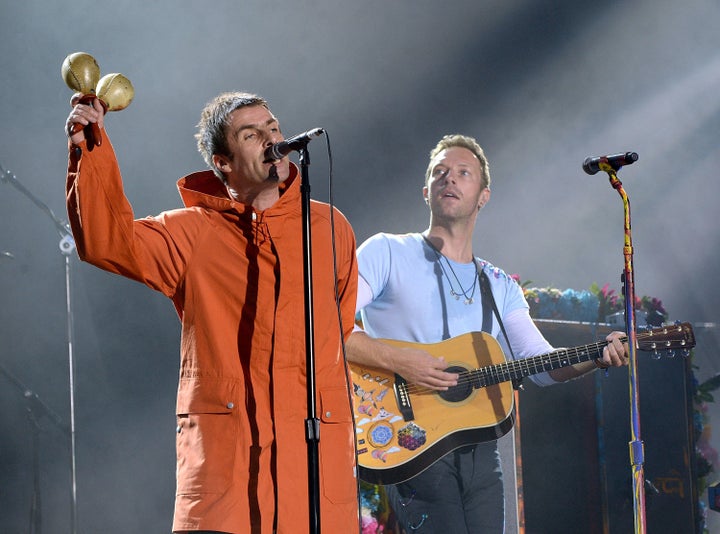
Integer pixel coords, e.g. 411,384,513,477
66,137,193,298
332,209,358,342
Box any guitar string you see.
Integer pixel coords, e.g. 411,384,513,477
396,327,688,395
422,235,478,305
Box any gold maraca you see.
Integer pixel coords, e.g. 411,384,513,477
61,52,134,149
61,52,100,94
96,72,134,111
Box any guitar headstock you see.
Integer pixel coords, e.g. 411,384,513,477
636,322,696,358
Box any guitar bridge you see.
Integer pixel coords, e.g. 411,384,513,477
393,374,415,421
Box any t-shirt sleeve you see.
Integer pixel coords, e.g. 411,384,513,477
356,233,392,301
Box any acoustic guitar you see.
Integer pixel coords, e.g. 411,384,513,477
350,323,695,484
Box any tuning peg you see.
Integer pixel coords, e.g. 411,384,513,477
681,349,691,358
666,349,677,359
651,350,662,360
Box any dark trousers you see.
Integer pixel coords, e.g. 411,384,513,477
386,441,504,533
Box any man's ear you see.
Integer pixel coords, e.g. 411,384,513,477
478,187,491,210
213,154,231,173
422,186,429,205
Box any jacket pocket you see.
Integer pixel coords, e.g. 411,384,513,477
319,386,357,504
175,377,239,495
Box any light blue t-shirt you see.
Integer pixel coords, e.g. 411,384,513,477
357,232,528,347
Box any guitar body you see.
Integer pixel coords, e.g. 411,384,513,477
351,331,515,485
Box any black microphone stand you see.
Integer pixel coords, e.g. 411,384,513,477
1,162,79,534
296,143,322,534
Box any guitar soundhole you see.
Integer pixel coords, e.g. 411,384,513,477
438,365,473,403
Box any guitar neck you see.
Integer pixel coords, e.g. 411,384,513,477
475,337,619,387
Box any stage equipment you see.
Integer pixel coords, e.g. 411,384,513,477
583,150,667,534
1,162,77,533
0,364,70,534
293,128,329,534
264,128,324,162
582,152,638,175
709,482,720,512
520,321,699,532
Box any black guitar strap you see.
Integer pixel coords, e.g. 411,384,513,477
477,261,522,389
478,267,494,335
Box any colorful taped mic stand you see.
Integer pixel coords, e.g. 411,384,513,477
600,155,646,534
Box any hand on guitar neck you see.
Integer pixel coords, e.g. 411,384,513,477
549,330,629,381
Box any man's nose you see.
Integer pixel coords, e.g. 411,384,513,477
266,130,283,146
441,170,456,183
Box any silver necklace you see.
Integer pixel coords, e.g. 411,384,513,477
422,236,478,305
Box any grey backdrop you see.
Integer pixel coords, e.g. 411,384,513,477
1,1,718,532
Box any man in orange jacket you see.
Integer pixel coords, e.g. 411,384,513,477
65,91,360,533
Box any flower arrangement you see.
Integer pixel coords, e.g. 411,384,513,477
523,286,599,322
590,282,668,326
512,275,669,326
360,480,387,533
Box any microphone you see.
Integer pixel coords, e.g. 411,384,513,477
582,152,638,175
264,127,325,162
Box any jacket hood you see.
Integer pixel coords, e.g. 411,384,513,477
176,163,301,217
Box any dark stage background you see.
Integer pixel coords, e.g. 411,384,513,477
1,1,718,532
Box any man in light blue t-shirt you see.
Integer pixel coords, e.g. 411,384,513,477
347,134,628,533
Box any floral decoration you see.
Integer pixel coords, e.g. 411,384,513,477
523,286,599,322
589,282,668,326
513,276,669,325
360,480,387,533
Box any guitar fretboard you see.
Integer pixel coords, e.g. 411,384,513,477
472,339,612,387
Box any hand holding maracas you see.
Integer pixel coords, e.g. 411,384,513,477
62,52,134,149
